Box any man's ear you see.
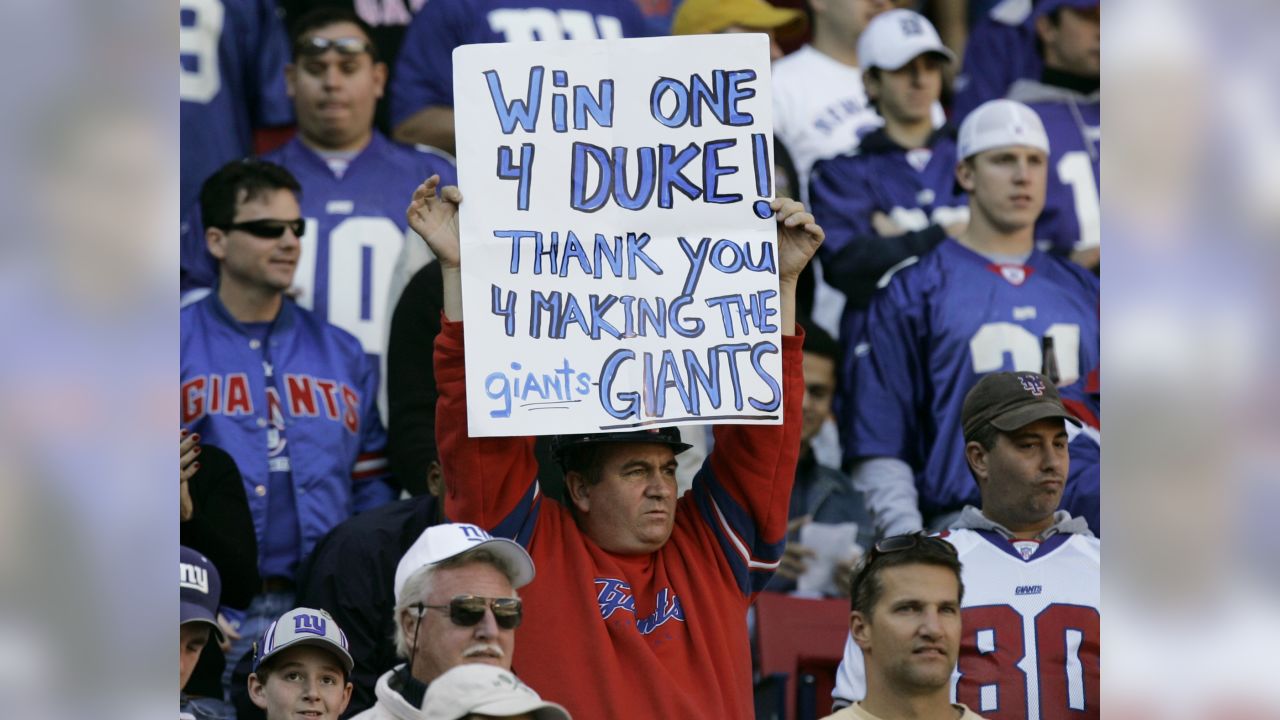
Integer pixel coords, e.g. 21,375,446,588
206,227,228,262
285,63,298,99
373,61,388,99
248,673,269,709
425,460,445,498
862,70,880,104
955,160,975,193
850,611,872,652
965,440,989,488
1034,14,1056,46
564,471,591,514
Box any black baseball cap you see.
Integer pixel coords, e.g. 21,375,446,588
550,428,692,471
962,371,1082,440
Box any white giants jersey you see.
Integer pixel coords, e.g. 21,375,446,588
832,529,1100,720
946,528,1100,720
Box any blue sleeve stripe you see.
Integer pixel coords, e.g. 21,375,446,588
693,466,787,596
701,466,787,563
490,481,541,550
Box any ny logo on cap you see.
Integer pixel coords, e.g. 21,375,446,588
458,524,492,542
294,613,327,637
1019,375,1046,396
180,563,209,594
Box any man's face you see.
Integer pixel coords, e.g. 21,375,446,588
405,562,518,685
957,145,1048,234
180,623,211,690
570,443,678,554
815,0,892,44
248,645,352,720
969,418,1070,529
801,352,837,447
207,189,303,293
1038,6,1100,77
868,54,944,125
286,21,386,151
852,564,961,692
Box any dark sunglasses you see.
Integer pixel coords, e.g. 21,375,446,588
221,218,305,239
419,595,522,630
295,36,376,59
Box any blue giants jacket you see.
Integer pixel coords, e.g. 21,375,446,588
181,293,396,567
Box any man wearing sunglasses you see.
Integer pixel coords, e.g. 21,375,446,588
409,176,825,719
832,372,1100,719
182,158,398,694
261,9,456,444
354,522,539,720
822,533,985,720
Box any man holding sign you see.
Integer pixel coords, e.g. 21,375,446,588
407,165,821,717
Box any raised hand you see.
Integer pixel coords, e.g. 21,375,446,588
406,175,464,270
771,197,824,286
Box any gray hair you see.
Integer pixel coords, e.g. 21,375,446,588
392,548,522,658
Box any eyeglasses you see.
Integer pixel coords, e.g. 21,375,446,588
419,595,523,630
221,218,306,239
850,532,958,598
295,36,375,58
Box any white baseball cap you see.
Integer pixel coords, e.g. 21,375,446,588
423,665,571,720
253,607,354,673
394,523,536,604
858,9,956,72
956,99,1051,160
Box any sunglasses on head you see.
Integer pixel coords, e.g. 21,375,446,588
221,218,306,239
850,532,958,596
295,36,375,58
419,595,522,630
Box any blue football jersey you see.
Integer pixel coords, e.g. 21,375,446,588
848,239,1100,521
261,132,458,357
1009,84,1101,258
180,0,294,214
810,128,969,267
952,0,1041,122
390,0,651,127
809,128,969,431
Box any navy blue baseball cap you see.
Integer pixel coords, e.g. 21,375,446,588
180,546,224,642
1035,0,1100,20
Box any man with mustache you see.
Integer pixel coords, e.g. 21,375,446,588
354,523,538,720
833,372,1100,719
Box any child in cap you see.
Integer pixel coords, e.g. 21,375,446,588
248,607,356,720
423,665,570,720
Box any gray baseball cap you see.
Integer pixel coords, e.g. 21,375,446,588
962,371,1082,440
423,665,570,720
253,607,354,674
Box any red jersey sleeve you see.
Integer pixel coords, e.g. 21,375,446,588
689,328,805,595
434,318,542,545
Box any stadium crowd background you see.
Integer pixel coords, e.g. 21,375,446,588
1,0,1278,718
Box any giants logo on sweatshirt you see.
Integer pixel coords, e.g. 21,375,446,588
181,373,360,433
595,578,685,636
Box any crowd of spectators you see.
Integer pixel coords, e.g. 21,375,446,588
180,0,1100,717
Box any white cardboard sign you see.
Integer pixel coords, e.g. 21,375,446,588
453,34,781,436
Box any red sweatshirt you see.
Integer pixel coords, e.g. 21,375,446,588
435,319,804,719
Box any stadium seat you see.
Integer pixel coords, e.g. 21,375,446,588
754,593,851,720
